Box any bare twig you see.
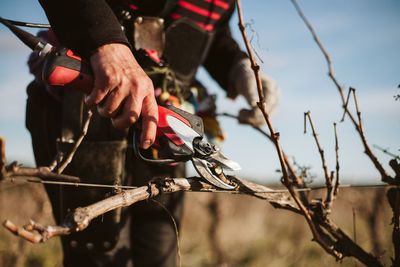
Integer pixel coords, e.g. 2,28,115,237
291,0,394,185
56,110,92,174
317,218,383,267
288,2,389,262
48,151,64,172
0,136,80,183
334,123,340,196
290,1,345,101
351,88,362,128
390,160,400,180
349,88,393,184
3,219,71,243
341,88,353,122
4,220,43,243
325,170,335,212
373,144,400,161
0,137,5,179
236,0,340,260
236,0,289,189
3,163,80,183
304,112,333,209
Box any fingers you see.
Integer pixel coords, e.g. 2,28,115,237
139,95,158,149
85,66,117,106
88,43,159,147
111,95,142,129
97,81,127,118
110,90,158,149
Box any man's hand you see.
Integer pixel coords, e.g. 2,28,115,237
87,43,158,149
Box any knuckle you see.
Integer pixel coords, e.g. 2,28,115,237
91,96,103,105
135,76,153,92
89,90,106,105
97,106,113,118
103,67,115,80
100,67,117,88
146,112,158,122
144,77,154,91
128,112,139,124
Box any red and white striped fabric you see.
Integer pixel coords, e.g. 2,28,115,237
128,0,232,31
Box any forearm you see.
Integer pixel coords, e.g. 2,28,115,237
39,0,129,59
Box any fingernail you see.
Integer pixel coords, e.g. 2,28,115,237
142,140,151,150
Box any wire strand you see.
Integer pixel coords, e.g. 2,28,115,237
1,177,394,193
26,179,138,190
1,18,51,28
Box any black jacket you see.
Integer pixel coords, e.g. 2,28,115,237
38,0,246,91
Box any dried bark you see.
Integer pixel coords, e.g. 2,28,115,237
3,176,296,243
1,163,80,183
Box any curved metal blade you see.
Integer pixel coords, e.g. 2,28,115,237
206,151,241,171
192,158,236,190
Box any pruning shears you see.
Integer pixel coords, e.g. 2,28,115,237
134,104,240,189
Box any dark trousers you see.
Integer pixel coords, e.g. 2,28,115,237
26,81,184,267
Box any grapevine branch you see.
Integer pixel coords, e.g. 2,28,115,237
304,112,337,211
333,123,340,196
304,112,331,187
3,176,297,243
290,0,394,185
55,109,92,174
0,137,79,183
1,106,297,245
236,0,341,259
234,0,387,265
0,110,93,183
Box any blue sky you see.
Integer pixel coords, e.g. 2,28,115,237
0,0,399,186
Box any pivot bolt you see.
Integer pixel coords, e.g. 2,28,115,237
136,16,143,24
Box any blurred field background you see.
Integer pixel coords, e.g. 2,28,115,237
0,182,393,267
